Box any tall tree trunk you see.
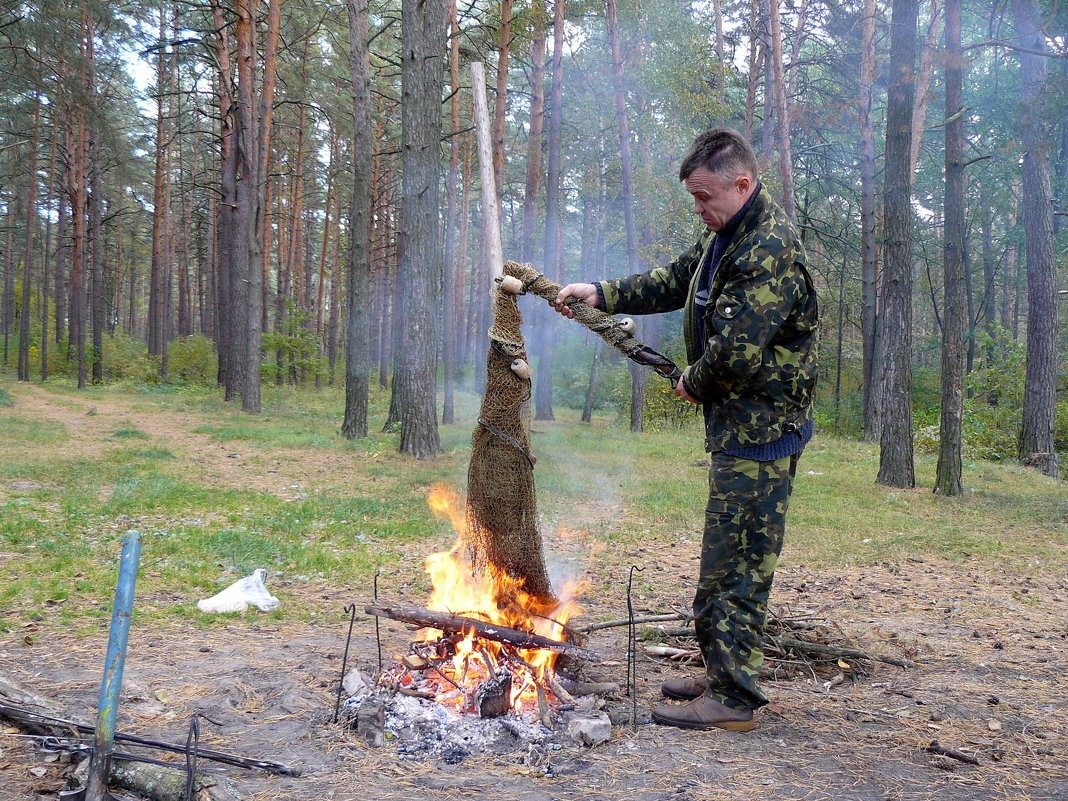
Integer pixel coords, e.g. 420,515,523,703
1012,0,1059,478
18,95,40,382
934,0,964,497
767,0,795,220
908,0,943,175
606,0,645,432
520,4,546,266
54,175,68,348
148,4,170,361
234,0,264,412
744,0,760,142
875,0,918,489
492,0,512,205
394,0,447,457
342,0,372,440
89,133,103,384
2,176,15,363
713,0,725,65
980,203,997,364
41,113,58,380
534,0,564,421
441,2,463,425
859,0,880,440
69,102,88,388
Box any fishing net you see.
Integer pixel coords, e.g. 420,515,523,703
466,264,554,603
466,261,682,606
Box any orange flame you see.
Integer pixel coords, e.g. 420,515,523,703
416,484,581,710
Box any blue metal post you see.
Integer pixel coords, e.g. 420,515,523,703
85,531,142,801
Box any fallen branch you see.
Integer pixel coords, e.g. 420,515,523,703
774,637,914,669
555,679,620,696
0,677,251,801
365,605,600,662
582,613,691,633
926,740,980,765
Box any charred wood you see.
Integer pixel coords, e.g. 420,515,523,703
365,605,599,662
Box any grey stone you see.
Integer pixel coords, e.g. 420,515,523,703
356,698,386,747
342,668,370,699
562,710,612,747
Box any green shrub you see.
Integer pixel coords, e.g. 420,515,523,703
101,333,156,382
261,303,325,385
168,336,218,385
0,387,12,406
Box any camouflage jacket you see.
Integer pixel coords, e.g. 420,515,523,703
598,187,818,452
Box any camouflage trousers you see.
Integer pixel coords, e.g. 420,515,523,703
694,450,800,711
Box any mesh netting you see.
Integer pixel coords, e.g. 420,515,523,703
466,269,555,603
466,261,680,606
503,261,683,382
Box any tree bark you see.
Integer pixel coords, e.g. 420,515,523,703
342,0,372,440
18,95,39,382
859,0,880,441
934,0,965,497
1011,0,1060,478
606,0,645,432
234,0,265,412
394,0,447,457
875,0,918,489
493,0,513,205
767,0,795,221
744,0,760,142
441,2,463,425
909,0,943,175
148,4,170,362
41,114,58,380
534,0,564,422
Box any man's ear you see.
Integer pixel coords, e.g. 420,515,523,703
735,175,752,194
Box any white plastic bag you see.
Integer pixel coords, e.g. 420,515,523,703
197,568,280,613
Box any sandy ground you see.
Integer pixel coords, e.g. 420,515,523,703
1,384,1066,800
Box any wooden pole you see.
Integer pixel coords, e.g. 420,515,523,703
470,62,503,282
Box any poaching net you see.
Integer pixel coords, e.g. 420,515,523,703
466,261,683,607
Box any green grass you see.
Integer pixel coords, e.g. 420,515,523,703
112,427,150,439
0,415,70,446
0,376,1064,634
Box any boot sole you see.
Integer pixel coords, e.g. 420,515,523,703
651,711,756,732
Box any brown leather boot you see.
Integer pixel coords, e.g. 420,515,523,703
660,676,709,700
651,695,756,731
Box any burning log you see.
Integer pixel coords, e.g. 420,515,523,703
475,670,513,718
365,605,599,662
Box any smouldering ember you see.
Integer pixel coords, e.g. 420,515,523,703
377,485,582,717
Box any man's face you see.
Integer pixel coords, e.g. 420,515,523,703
683,167,753,232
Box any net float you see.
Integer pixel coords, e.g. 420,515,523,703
499,275,524,295
510,358,532,380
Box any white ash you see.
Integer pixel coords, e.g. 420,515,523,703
343,691,561,764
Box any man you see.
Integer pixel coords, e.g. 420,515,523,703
554,128,818,731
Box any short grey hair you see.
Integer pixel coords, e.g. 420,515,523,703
679,128,758,183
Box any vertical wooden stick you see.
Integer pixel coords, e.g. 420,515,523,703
470,62,503,282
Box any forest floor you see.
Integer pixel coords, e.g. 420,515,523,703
0,379,1066,801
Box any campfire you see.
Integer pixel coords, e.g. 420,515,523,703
369,485,587,720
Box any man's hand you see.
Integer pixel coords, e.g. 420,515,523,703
675,376,701,405
553,283,600,318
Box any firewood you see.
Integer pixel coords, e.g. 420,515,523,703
926,740,980,765
0,677,246,801
555,679,620,697
365,605,600,662
475,671,512,718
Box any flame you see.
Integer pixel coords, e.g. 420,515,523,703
410,484,581,711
